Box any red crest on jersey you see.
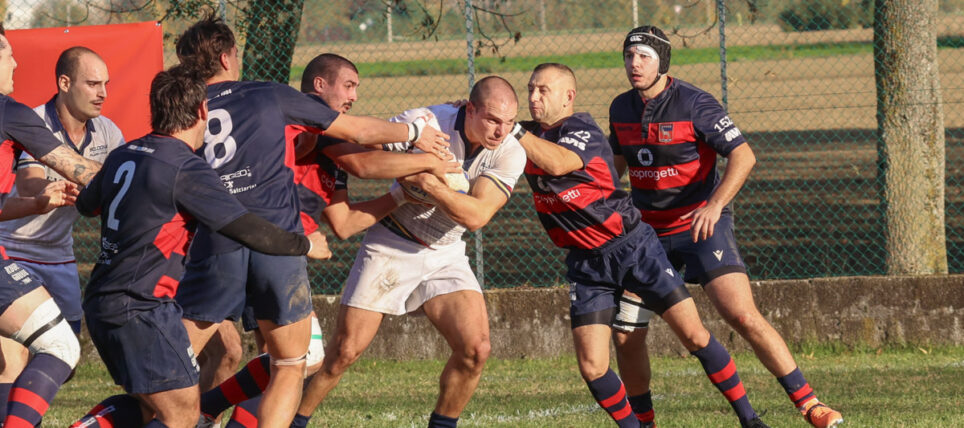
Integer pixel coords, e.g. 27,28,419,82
658,123,674,142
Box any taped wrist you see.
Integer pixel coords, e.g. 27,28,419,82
511,122,528,141
408,117,427,144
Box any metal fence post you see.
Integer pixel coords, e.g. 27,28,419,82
717,0,727,110
464,0,484,288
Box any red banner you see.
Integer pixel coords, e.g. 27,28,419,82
7,21,164,141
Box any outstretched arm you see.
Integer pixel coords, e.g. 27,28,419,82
680,142,756,242
38,145,101,186
322,189,403,240
0,181,78,221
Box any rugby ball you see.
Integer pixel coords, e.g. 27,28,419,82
399,170,471,205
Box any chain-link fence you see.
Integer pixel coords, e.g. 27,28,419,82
5,0,962,293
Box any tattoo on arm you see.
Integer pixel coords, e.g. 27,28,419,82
39,146,101,186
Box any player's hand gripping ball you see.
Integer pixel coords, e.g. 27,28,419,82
400,169,471,205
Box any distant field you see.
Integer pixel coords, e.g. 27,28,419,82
44,346,964,427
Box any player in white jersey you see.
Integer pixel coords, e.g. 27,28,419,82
0,47,123,334
291,76,527,428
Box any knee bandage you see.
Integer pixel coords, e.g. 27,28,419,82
306,314,325,367
12,298,80,368
612,294,655,333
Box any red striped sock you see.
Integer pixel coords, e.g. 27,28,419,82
200,353,271,418
225,396,261,428
586,369,639,428
4,354,71,427
691,336,758,424
628,391,655,423
778,367,817,410
69,394,143,428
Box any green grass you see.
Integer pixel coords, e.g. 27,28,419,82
289,41,881,80
45,345,964,427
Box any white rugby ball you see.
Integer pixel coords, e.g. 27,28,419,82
400,170,471,205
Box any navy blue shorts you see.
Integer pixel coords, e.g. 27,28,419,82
659,213,747,285
86,302,199,394
565,224,690,328
241,306,258,332
177,248,312,326
0,260,43,314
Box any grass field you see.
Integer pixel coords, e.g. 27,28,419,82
44,346,964,427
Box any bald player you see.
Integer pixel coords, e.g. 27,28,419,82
286,76,526,428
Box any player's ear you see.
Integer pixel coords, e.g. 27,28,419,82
313,76,326,93
57,74,71,93
566,88,576,106
218,52,231,72
198,99,209,122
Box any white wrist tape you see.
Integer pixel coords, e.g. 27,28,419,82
408,117,427,143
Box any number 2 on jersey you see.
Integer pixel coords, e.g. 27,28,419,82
204,108,238,169
106,160,136,231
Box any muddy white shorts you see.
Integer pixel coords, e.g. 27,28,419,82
341,223,481,315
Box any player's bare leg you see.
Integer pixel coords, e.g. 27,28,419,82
571,322,640,426
572,323,613,382
613,328,652,394
135,384,200,428
256,316,310,428
182,319,224,363
705,273,842,427
297,305,383,417
703,272,795,375
0,287,79,426
198,322,243,391
422,290,491,418
659,297,766,426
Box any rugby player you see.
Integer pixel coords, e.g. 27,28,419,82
172,14,449,428
608,26,842,428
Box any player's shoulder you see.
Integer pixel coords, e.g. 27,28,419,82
609,89,643,119
562,112,603,134
671,78,716,104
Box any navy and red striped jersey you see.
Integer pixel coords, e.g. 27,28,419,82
608,77,746,236
524,113,640,251
77,134,248,325
190,81,340,257
293,135,348,235
0,95,63,216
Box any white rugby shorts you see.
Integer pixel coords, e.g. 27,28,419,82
341,223,481,315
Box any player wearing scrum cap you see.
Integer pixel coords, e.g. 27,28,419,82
608,26,843,428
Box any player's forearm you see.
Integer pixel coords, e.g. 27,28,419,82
324,194,399,240
0,197,48,221
707,143,756,209
518,133,583,176
326,115,409,146
38,146,101,186
341,152,437,180
218,213,310,256
425,184,496,231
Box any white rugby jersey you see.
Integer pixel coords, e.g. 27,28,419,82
381,104,526,247
0,98,124,263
